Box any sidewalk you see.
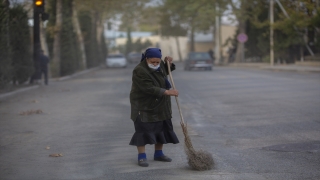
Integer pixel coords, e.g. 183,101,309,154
227,62,320,72
0,66,102,101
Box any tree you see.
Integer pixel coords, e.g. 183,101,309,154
60,0,81,76
10,4,33,84
0,0,12,88
272,0,320,59
118,0,149,55
126,26,133,55
51,0,62,77
158,11,187,61
0,1,32,87
159,0,227,54
72,0,87,70
246,0,320,63
227,0,253,62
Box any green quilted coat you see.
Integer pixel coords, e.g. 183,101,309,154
130,60,176,122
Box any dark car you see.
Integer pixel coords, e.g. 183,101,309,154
184,52,213,71
127,52,141,64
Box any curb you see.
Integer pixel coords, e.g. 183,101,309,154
0,85,39,101
53,66,103,81
225,63,320,72
260,66,320,72
0,66,103,101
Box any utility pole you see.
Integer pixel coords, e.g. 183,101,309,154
270,0,274,66
214,2,220,64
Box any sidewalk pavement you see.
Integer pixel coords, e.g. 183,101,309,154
226,62,320,72
0,66,103,101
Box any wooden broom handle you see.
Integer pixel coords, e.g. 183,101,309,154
166,61,185,124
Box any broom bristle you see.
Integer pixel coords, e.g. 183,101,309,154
180,122,214,171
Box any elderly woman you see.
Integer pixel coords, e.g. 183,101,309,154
129,48,179,167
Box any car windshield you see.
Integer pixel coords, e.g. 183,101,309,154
188,53,211,60
108,55,124,58
129,53,140,57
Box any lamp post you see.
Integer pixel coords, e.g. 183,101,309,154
30,0,49,84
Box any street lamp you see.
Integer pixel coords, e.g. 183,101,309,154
30,0,47,84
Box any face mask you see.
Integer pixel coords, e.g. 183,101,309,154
148,63,160,70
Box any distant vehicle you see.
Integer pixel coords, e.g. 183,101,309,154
184,52,213,71
127,52,141,64
106,54,127,68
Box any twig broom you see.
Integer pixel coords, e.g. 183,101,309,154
167,62,214,171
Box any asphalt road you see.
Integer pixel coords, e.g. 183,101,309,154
0,62,320,180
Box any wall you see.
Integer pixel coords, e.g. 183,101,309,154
116,36,188,61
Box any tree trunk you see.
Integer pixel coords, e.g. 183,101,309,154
96,12,104,64
175,36,182,61
40,21,50,77
96,13,102,45
52,0,62,77
190,25,195,52
40,22,49,56
235,20,246,62
72,0,87,70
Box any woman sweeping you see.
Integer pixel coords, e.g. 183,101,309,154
129,48,180,167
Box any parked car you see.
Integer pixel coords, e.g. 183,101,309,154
127,52,141,64
106,54,127,68
184,52,213,71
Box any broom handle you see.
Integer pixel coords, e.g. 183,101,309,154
166,61,185,125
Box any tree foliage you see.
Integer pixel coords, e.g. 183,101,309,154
59,0,81,76
246,0,320,62
0,2,32,88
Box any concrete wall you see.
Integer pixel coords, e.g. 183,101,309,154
158,36,188,61
187,24,237,58
220,25,237,57
115,35,160,49
116,36,188,62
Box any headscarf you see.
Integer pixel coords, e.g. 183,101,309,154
140,48,162,62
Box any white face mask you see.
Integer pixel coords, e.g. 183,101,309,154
148,63,160,70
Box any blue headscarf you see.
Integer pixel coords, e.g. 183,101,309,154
141,48,162,62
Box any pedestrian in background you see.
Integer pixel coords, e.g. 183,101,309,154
129,48,179,167
208,49,214,60
39,50,50,85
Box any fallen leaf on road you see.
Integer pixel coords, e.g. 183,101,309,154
49,153,63,157
45,146,50,150
19,109,43,115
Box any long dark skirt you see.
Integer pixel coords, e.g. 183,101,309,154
129,115,179,146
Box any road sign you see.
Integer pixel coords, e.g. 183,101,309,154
237,33,248,43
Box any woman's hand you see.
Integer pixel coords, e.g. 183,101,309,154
164,56,173,65
164,89,179,96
